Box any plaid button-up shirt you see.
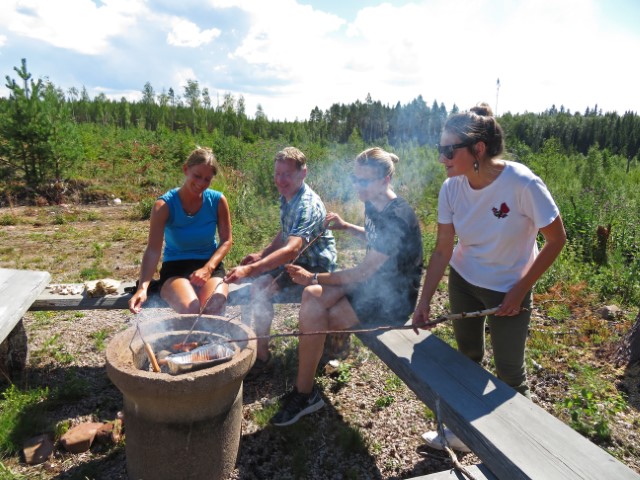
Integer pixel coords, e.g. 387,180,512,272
280,183,337,272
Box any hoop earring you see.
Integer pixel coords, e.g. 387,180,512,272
473,160,480,173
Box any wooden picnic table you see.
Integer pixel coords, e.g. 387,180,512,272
0,268,51,376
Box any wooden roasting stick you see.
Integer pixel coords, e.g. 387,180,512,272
134,323,161,372
269,229,327,287
224,306,501,344
143,338,161,372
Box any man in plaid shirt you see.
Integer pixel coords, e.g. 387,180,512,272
225,147,337,372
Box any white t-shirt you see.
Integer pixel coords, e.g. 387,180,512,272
438,161,559,292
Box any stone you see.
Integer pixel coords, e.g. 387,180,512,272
95,419,123,444
60,422,104,453
23,434,54,465
598,305,622,320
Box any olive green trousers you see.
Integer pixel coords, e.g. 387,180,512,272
448,268,533,398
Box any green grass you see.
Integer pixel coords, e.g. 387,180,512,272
29,311,56,327
555,363,628,442
51,371,90,403
80,266,112,280
0,462,30,479
91,328,112,351
82,211,102,221
546,303,572,321
384,374,403,392
334,424,368,455
0,214,19,226
374,395,395,409
30,334,75,365
251,402,280,428
0,385,50,455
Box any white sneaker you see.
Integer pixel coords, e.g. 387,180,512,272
421,427,471,453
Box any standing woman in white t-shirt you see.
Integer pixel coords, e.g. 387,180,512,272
413,103,566,450
413,103,566,394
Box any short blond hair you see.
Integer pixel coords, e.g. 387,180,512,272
274,146,307,170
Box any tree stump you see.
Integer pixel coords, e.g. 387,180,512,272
0,319,28,382
614,309,640,367
322,332,351,362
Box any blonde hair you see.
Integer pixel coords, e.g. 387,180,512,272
355,147,399,178
274,146,307,170
185,147,219,175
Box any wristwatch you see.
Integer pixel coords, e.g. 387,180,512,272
311,273,319,285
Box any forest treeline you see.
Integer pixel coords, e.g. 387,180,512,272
1,58,639,191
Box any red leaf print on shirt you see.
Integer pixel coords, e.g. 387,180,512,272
492,202,510,219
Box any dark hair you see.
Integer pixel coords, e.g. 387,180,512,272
355,147,399,178
444,102,504,159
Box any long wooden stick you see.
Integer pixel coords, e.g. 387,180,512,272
269,229,326,287
224,306,500,343
131,322,160,372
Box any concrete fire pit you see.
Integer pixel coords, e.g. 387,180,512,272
106,315,256,480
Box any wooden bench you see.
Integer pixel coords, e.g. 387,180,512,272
356,327,639,479
29,281,292,310
28,280,640,479
0,268,51,376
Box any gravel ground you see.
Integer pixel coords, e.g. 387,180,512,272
6,299,490,480
10,301,640,479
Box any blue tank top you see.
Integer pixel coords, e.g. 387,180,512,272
159,188,221,262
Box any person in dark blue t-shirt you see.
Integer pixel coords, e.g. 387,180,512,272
270,147,423,427
129,147,232,315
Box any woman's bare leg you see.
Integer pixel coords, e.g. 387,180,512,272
200,277,228,315
161,277,199,314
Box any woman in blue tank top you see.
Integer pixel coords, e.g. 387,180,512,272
129,147,232,315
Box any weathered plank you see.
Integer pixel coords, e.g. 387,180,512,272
0,268,51,342
356,327,640,480
410,464,496,480
29,282,296,311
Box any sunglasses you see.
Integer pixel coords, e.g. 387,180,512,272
436,141,474,160
350,174,383,187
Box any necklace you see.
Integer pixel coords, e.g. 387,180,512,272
179,188,202,216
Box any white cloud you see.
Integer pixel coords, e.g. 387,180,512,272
1,0,638,120
167,17,221,47
173,67,198,93
224,0,345,74
0,0,146,55
0,34,6,47
236,0,640,119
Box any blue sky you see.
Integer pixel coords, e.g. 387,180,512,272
1,0,639,121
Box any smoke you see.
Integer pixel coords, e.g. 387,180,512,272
302,146,431,326
307,144,443,216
